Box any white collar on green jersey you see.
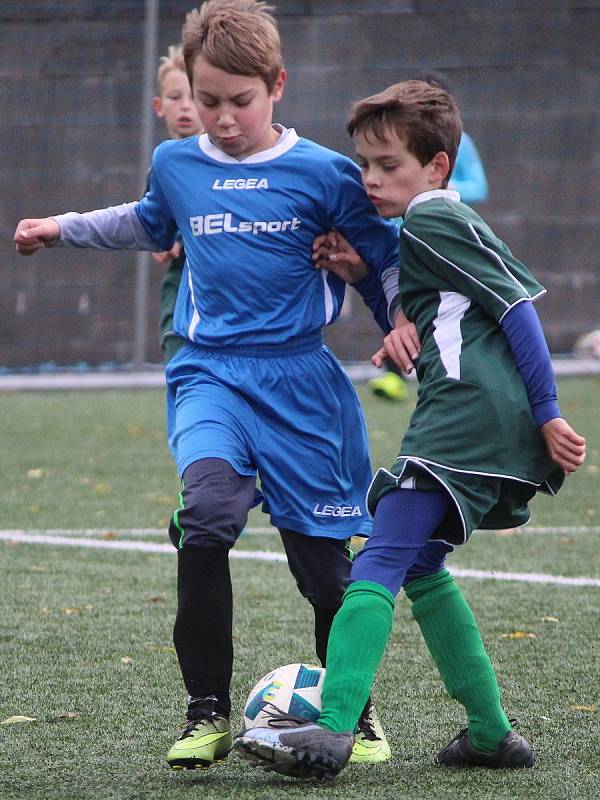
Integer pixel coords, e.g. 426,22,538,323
198,124,299,164
405,189,460,218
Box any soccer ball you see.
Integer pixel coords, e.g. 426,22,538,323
243,662,325,730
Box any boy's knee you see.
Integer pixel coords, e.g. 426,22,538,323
169,458,255,549
402,540,454,589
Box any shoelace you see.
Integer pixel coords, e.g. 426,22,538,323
260,703,315,729
356,710,380,742
179,713,224,739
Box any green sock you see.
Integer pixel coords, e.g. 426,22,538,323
318,580,395,734
404,569,511,752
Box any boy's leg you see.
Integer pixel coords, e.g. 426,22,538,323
318,489,450,734
278,530,390,763
404,566,532,766
167,458,256,770
235,489,449,777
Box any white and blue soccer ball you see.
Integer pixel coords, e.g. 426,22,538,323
243,662,325,730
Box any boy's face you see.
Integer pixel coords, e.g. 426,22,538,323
354,127,448,218
191,56,286,159
153,69,202,140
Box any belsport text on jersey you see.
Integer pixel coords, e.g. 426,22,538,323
190,213,301,236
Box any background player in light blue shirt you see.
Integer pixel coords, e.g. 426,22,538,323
14,0,419,771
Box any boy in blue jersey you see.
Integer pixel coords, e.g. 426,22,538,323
14,0,420,772
233,80,586,779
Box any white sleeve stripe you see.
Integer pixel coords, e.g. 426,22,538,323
498,291,547,323
321,270,335,324
187,266,200,339
466,223,530,296
403,228,526,309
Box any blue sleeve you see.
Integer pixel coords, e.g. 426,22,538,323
500,301,561,427
352,269,393,334
329,158,401,325
449,132,489,204
135,148,179,251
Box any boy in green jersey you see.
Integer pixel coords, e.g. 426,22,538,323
234,80,586,779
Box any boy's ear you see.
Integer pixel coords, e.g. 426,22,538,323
152,96,164,118
429,151,450,185
271,68,287,102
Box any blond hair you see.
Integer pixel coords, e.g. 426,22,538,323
348,81,462,186
182,0,283,92
156,44,187,93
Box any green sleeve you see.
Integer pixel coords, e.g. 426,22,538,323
401,207,545,322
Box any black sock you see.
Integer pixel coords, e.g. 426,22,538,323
173,546,232,717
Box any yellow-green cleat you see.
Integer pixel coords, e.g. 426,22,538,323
350,702,392,764
167,714,233,770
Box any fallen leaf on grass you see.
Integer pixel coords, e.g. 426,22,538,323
541,615,560,623
27,469,44,479
94,483,111,496
148,596,163,603
568,704,597,713
102,531,117,539
121,656,133,665
1,716,36,725
63,607,81,615
500,631,536,639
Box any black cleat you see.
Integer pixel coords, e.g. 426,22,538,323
436,723,534,769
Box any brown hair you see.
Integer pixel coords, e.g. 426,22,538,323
182,0,283,93
348,80,462,185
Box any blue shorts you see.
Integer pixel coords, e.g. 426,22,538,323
165,334,373,539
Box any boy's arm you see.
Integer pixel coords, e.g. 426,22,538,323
313,229,419,372
15,203,171,254
312,230,391,331
328,159,402,327
501,301,585,473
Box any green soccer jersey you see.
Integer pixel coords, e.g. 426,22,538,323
368,190,564,544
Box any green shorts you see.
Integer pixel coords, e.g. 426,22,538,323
367,458,540,546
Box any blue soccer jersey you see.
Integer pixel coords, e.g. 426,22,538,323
135,126,400,347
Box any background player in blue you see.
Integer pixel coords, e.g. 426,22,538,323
14,0,419,771
234,80,586,780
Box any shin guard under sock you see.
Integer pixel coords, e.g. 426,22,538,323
318,580,394,734
405,569,510,751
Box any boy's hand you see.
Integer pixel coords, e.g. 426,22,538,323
540,418,586,474
371,311,420,374
14,218,60,255
312,230,368,284
152,241,183,264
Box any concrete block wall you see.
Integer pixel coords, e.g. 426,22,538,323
1,0,598,367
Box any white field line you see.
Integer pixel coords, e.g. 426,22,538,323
1,531,600,588
1,526,600,537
